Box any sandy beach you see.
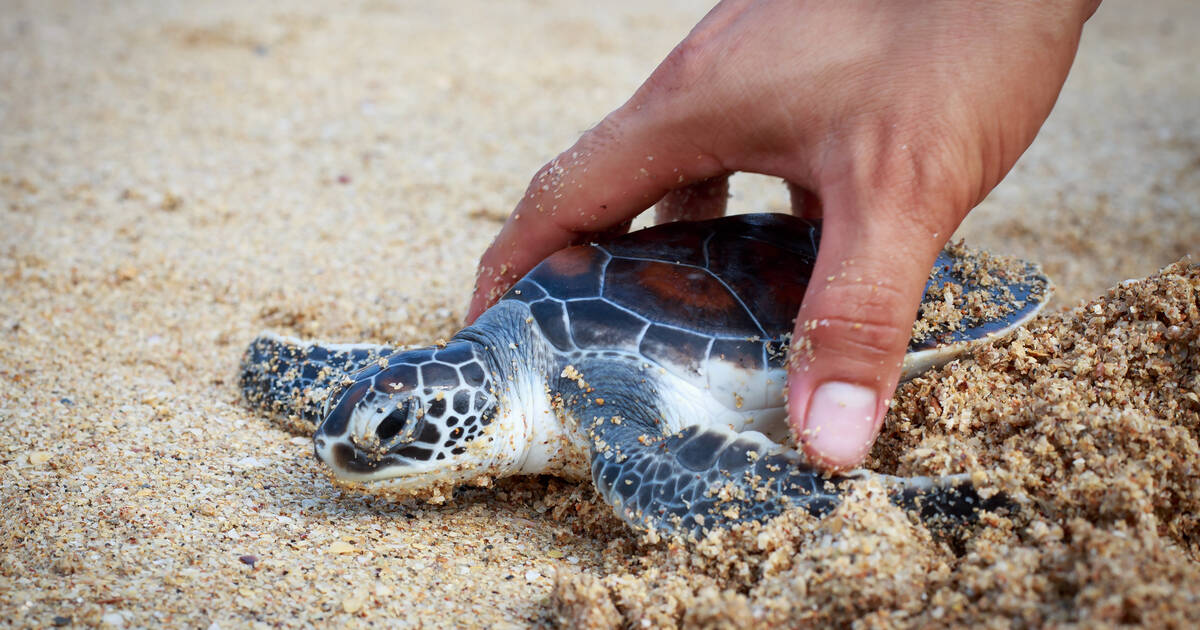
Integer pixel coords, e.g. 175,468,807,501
2,1,1197,627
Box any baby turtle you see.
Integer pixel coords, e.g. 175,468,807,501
241,213,1048,537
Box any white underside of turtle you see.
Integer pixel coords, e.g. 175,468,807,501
240,214,1049,537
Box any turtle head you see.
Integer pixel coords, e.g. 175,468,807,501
312,341,511,492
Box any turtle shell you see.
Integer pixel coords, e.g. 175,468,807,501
504,213,815,410
503,212,1049,415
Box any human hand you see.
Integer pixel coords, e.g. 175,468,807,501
469,0,1099,470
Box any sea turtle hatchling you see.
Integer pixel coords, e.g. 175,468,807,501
241,213,1048,537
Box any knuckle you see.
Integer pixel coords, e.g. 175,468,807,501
517,152,606,236
798,280,916,363
638,31,719,103
655,39,707,86
521,157,567,204
811,316,905,359
833,117,976,231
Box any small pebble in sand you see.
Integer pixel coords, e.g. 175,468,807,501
327,541,356,555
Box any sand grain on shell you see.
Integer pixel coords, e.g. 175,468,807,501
2,1,1199,628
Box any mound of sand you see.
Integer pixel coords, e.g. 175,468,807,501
552,260,1200,628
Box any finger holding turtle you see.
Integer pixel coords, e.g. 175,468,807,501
469,0,1099,470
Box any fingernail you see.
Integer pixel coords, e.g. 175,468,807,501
804,381,878,467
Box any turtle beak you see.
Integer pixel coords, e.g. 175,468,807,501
312,378,389,476
313,435,393,476
316,380,371,439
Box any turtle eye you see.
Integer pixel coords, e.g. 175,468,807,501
376,401,411,442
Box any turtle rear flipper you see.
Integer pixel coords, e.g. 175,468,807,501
902,248,1051,379
882,473,1012,523
240,333,395,427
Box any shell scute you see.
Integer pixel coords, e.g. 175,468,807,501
598,224,709,266
528,299,573,351
601,257,761,336
565,298,648,350
703,231,815,335
709,337,767,372
523,245,606,299
639,324,711,380
505,277,547,303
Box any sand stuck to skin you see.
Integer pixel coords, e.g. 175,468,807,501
1,1,1198,628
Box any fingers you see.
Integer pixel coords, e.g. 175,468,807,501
787,180,957,471
654,176,729,224
467,108,727,322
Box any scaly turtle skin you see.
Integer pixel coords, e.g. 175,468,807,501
241,214,1048,537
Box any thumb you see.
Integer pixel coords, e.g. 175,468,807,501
787,186,952,471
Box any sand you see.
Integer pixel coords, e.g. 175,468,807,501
1,0,1197,628
553,260,1200,628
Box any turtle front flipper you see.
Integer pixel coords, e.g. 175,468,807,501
240,333,395,427
590,422,844,535
569,363,1006,538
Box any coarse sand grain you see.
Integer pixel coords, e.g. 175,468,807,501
552,260,1200,629
1,1,1198,628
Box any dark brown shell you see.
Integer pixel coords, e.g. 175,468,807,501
505,214,816,381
